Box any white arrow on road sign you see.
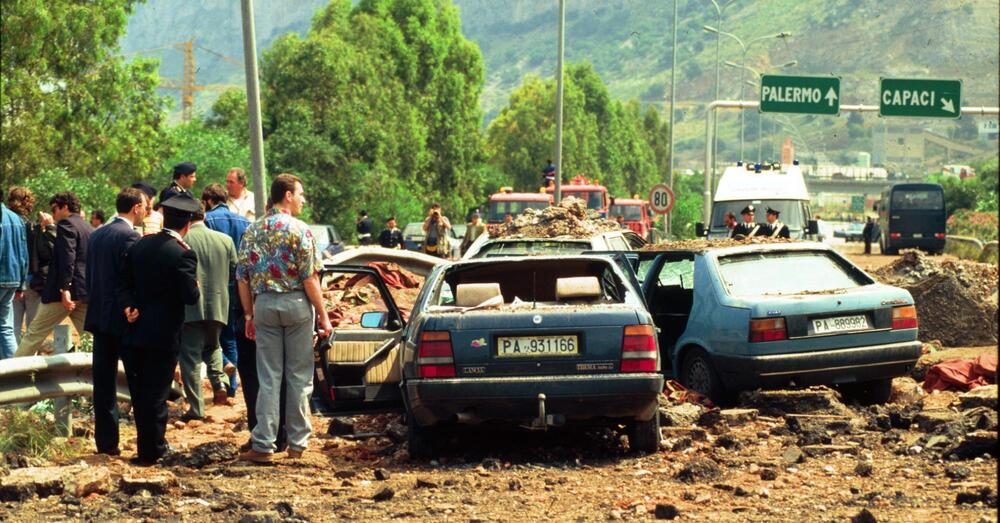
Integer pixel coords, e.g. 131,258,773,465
941,98,955,113
825,87,838,107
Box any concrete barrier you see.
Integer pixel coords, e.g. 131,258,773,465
945,235,984,261
980,241,999,265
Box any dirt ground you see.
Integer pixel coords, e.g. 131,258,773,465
3,348,997,522
835,241,911,271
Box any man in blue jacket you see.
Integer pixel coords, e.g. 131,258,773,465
0,187,29,359
84,187,146,454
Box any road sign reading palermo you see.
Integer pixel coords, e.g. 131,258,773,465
760,75,840,115
879,78,962,119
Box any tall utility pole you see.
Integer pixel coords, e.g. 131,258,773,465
553,0,566,205
240,0,267,218
706,1,737,195
665,0,678,238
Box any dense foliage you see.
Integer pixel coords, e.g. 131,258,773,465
1,1,168,188
484,64,670,199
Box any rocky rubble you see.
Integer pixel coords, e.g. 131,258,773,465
872,250,999,346
486,197,623,239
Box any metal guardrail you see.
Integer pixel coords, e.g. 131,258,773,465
945,235,985,261
0,352,132,406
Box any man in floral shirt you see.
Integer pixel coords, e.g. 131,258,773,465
236,174,332,463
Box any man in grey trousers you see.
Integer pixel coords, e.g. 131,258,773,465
236,174,331,463
180,204,237,419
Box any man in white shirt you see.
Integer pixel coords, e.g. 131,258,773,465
225,168,256,221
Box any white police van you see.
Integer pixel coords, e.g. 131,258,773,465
697,162,817,239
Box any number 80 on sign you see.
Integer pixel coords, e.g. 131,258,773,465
648,184,675,215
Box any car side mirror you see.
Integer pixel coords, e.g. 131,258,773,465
695,222,706,237
360,311,387,329
806,220,819,235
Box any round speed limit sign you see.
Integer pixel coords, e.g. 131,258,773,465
648,184,675,214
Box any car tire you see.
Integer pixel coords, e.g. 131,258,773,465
680,349,726,403
628,415,661,454
406,413,434,459
841,378,892,406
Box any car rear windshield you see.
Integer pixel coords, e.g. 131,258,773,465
717,251,867,296
891,189,944,210
610,204,643,220
437,258,626,305
478,240,592,257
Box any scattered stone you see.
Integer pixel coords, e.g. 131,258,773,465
335,470,356,479
956,487,997,506
186,419,203,428
715,433,743,450
373,468,390,481
945,431,998,460
327,417,355,436
415,478,438,489
668,437,693,452
850,508,878,523
963,407,998,431
481,458,502,471
67,466,111,498
120,473,177,495
907,445,923,455
734,486,750,497
162,441,238,468
945,464,972,480
238,511,281,523
508,479,522,491
786,414,857,436
912,409,960,433
634,504,647,516
658,401,703,427
959,385,998,410
608,509,623,520
273,500,295,518
760,469,778,481
372,487,395,502
676,458,721,483
0,466,64,501
654,503,679,520
802,445,859,457
660,427,708,441
854,462,873,477
719,408,758,426
889,377,925,405
781,447,805,465
696,409,724,429
739,387,852,417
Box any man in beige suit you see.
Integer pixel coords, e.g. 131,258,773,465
179,204,238,420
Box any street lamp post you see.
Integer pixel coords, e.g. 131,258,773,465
553,0,566,205
726,60,797,163
706,1,738,195
703,26,791,160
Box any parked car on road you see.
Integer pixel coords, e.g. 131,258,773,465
619,241,921,404
833,222,865,242
311,257,664,456
308,224,345,259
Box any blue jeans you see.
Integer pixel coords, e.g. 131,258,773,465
0,288,17,359
219,311,240,395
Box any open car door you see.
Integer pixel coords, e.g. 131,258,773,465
311,265,407,416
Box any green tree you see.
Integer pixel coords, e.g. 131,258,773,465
157,119,251,197
1,1,169,188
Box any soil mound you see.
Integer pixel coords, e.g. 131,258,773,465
872,250,998,346
642,237,800,252
486,197,622,239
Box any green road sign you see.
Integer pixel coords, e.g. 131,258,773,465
759,75,840,115
879,78,962,119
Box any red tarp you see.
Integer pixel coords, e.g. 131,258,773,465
922,354,998,392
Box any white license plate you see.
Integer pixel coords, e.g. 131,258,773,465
812,315,870,335
497,335,579,357
912,233,923,238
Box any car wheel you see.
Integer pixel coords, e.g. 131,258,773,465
680,349,725,402
841,378,892,406
406,413,434,459
628,415,661,454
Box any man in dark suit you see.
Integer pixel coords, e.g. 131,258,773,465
84,187,146,455
15,192,93,357
117,193,200,466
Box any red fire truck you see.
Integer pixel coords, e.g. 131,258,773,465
545,175,610,217
609,198,653,240
486,188,553,224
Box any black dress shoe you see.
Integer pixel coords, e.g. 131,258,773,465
97,448,122,456
239,440,253,453
129,456,157,467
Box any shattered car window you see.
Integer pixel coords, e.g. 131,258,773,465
717,251,863,296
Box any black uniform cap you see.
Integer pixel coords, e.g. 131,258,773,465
160,192,200,221
130,181,157,199
766,207,780,217
173,162,197,176
741,205,756,215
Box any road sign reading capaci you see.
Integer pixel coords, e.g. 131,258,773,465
648,184,675,215
879,78,962,119
759,75,840,115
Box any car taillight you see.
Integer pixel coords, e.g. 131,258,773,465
891,305,918,330
417,331,455,378
934,233,946,239
890,232,901,239
749,318,787,342
621,324,657,372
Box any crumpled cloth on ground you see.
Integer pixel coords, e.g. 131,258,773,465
923,354,998,392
